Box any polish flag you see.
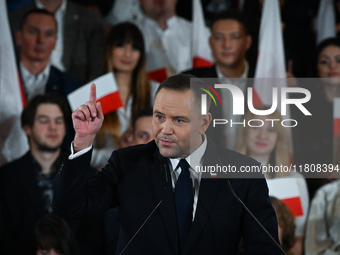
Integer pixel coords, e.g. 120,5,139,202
333,98,340,137
0,0,29,166
192,0,213,68
146,48,168,83
267,178,304,217
315,0,336,45
254,0,287,108
67,72,123,115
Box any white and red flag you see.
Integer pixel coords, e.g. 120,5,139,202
253,0,287,107
192,0,213,68
333,98,340,137
315,0,336,45
0,0,29,166
67,72,123,115
145,48,168,84
267,178,304,217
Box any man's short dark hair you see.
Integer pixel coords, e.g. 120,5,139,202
132,107,153,130
155,74,211,112
19,8,57,31
210,10,249,35
21,93,69,128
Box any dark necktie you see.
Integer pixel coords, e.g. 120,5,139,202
175,159,193,251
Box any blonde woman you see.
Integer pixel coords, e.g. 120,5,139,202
234,105,309,255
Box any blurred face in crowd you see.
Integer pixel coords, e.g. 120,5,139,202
112,43,141,74
246,115,278,160
16,13,56,63
153,88,210,158
24,103,66,153
317,45,340,83
134,116,154,145
209,19,251,69
139,0,177,20
36,248,62,255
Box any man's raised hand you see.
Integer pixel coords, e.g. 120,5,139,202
72,83,104,152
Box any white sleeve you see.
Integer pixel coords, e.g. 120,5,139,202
68,142,92,160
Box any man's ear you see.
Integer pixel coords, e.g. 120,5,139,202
200,112,212,135
16,30,22,47
246,35,252,50
209,36,213,49
51,37,56,51
23,125,31,136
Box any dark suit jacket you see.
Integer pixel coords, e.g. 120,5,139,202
0,151,105,255
19,65,82,150
53,139,282,255
10,1,106,82
45,65,82,96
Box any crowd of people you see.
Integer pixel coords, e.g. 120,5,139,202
1,0,340,254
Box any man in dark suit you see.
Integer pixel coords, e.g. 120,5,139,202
53,74,282,254
15,9,82,148
0,93,105,255
15,9,82,101
10,0,105,82
184,10,254,80
184,10,254,149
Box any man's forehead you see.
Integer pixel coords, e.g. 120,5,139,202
153,89,201,117
36,103,63,116
154,88,191,102
212,19,245,34
24,13,56,29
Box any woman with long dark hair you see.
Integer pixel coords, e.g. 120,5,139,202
92,22,157,168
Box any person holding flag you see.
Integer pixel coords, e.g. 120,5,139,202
91,22,157,169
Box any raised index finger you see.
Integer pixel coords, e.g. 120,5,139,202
89,83,97,104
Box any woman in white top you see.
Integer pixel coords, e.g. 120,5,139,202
234,105,309,255
92,22,155,169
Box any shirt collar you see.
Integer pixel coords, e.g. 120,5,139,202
165,15,177,28
169,133,207,173
216,61,249,80
20,61,51,80
142,14,177,31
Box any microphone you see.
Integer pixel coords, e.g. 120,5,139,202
118,157,170,255
217,157,287,255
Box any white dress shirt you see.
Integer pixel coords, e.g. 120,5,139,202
169,134,207,221
36,0,67,72
136,15,212,75
20,61,51,101
215,63,249,149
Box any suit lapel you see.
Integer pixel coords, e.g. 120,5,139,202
149,151,179,254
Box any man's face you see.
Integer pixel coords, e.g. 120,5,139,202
134,116,154,145
24,103,66,152
16,13,57,62
153,88,211,158
139,0,177,19
209,19,251,68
